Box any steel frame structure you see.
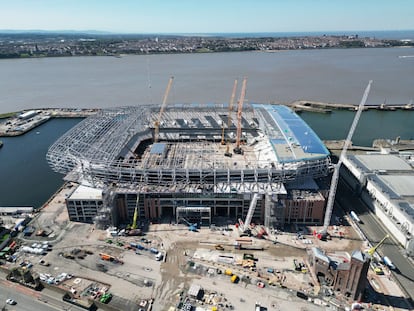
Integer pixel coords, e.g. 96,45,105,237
47,104,332,191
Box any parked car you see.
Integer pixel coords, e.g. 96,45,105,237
6,298,17,305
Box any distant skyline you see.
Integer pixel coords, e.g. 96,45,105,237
1,0,413,34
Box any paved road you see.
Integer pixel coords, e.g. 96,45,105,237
337,177,414,308
0,277,88,311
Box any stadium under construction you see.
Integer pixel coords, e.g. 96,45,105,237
47,82,332,229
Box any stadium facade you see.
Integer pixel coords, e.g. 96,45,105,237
47,103,332,228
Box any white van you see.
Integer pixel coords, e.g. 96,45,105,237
155,252,163,261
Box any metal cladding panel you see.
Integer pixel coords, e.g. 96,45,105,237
251,103,329,157
354,154,412,172
379,175,414,197
150,143,167,155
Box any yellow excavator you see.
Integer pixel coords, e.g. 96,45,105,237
367,234,389,257
366,235,389,275
126,194,142,236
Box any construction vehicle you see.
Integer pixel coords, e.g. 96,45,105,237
238,193,259,235
234,242,264,251
126,178,144,236
370,261,384,275
215,244,224,251
366,234,389,257
99,253,124,264
243,253,257,261
233,77,247,155
126,193,143,236
178,217,198,232
230,274,239,283
100,293,112,303
154,76,174,143
318,81,372,240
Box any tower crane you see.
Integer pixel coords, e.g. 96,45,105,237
233,77,247,155
154,76,174,143
319,80,372,239
224,79,238,156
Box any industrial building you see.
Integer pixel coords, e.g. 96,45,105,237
341,150,414,256
308,247,370,301
47,99,332,229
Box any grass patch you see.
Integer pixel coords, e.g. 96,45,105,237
0,112,16,119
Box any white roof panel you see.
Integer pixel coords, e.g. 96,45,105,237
354,154,412,172
69,185,103,200
379,175,414,197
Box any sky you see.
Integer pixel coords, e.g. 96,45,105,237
0,0,413,34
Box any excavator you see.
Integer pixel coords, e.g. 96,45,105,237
125,194,143,236
367,234,389,257
366,235,389,275
178,217,198,232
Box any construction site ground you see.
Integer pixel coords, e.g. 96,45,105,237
2,183,411,311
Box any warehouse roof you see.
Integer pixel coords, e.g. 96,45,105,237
68,185,103,200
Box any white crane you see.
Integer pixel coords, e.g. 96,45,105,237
244,193,259,231
319,81,372,238
154,76,174,143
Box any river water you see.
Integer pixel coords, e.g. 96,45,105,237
0,48,413,114
0,118,81,208
0,48,414,208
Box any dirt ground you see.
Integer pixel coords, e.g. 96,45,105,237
9,184,381,310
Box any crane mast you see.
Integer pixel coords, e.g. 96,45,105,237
321,80,372,236
222,80,238,145
224,79,238,155
154,76,174,143
233,77,247,155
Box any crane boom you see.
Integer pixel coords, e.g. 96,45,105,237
228,79,238,129
244,193,259,231
321,81,372,235
367,235,389,257
154,76,174,143
223,79,238,146
131,194,139,229
234,77,247,154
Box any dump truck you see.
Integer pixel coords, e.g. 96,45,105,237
99,253,124,264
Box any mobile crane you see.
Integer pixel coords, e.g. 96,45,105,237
318,81,372,240
154,76,174,143
238,193,259,235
